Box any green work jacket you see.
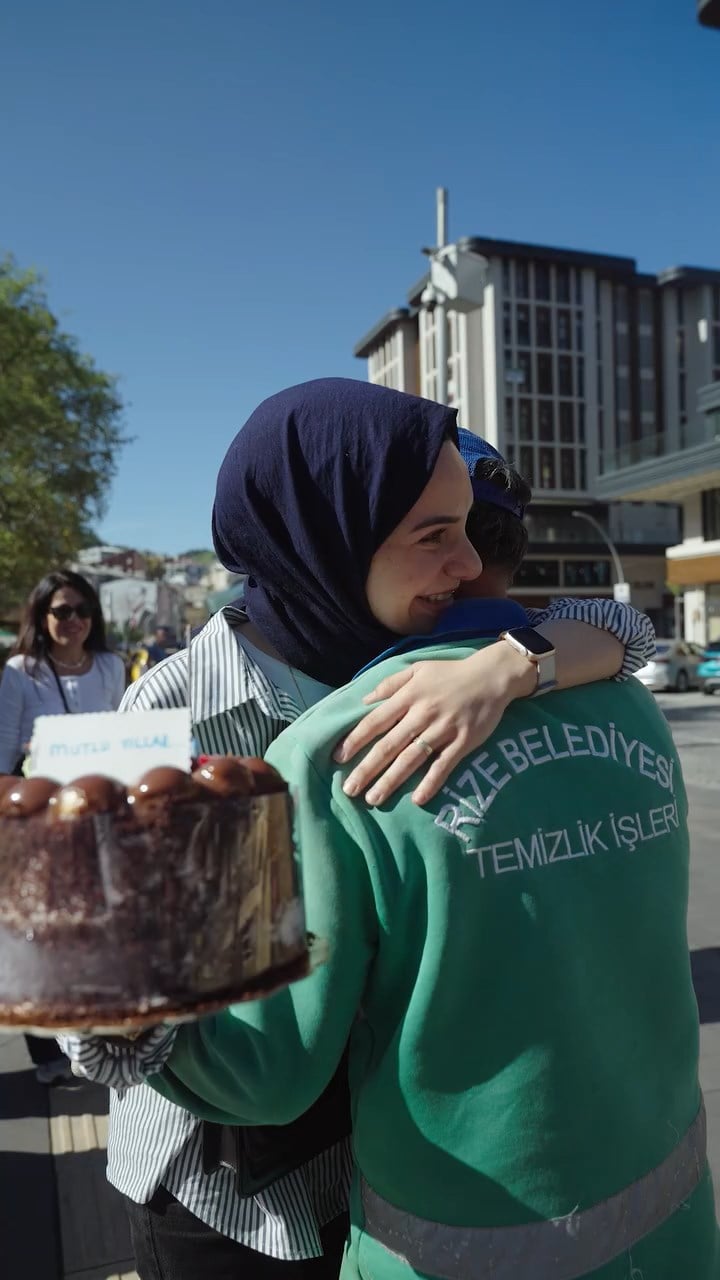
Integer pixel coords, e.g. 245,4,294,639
152,639,719,1280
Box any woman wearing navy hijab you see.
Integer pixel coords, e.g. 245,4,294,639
211,378,472,687
63,378,653,1280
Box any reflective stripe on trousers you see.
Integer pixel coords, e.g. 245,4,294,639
361,1102,706,1280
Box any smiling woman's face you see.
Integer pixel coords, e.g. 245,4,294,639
44,586,93,651
365,440,482,636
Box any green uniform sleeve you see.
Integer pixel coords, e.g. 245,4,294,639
150,734,377,1125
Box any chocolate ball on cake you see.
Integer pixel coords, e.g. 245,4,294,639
0,777,59,817
242,757,287,795
194,757,254,797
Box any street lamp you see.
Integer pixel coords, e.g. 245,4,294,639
571,509,629,602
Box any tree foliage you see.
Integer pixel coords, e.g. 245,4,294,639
0,257,127,612
144,554,167,581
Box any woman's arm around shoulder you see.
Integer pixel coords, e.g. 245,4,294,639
526,597,655,682
334,599,655,806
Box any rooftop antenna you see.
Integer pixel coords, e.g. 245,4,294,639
436,186,448,249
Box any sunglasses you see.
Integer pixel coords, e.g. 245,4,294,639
47,603,93,622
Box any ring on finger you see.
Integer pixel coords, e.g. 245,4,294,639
414,735,435,759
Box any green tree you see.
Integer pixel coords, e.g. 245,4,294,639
0,257,127,611
144,553,167,581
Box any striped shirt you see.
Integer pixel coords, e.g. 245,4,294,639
60,597,654,1256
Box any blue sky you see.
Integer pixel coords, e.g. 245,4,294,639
2,0,718,553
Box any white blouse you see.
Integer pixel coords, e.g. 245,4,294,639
0,652,126,773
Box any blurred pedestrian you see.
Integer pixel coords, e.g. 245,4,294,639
146,625,176,667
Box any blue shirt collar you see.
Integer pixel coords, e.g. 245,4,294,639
354,598,529,677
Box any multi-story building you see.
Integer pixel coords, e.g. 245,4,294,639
595,351,720,646
354,237,720,634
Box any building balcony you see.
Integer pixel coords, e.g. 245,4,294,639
593,406,720,503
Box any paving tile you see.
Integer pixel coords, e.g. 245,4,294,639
0,1033,61,1280
46,1078,134,1279
703,1087,720,1204
54,1147,133,1278
701,1024,720,1092
65,1268,137,1280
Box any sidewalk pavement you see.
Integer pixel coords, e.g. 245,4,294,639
0,1030,136,1280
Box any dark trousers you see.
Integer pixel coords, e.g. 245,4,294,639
124,1186,349,1280
24,1034,66,1066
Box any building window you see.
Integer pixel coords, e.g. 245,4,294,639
713,325,720,369
640,377,656,416
502,260,512,294
556,266,570,303
516,304,531,347
519,445,534,482
535,306,552,348
638,289,654,327
613,286,628,325
558,355,573,397
616,372,630,412
517,350,532,392
615,328,630,364
713,286,720,324
516,261,529,299
576,356,585,398
575,310,584,351
560,449,576,490
677,290,685,325
639,333,654,367
557,309,572,350
578,450,587,489
559,402,574,442
514,559,561,588
505,397,514,433
538,400,554,441
679,372,686,415
537,354,553,396
564,560,611,588
503,302,512,346
577,403,585,442
534,262,551,301
574,269,583,305
702,489,720,542
539,447,555,489
518,399,533,440
677,328,685,365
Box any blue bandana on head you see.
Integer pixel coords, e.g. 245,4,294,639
457,428,526,520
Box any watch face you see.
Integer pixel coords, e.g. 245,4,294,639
506,626,556,657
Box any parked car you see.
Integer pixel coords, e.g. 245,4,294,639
633,639,704,693
697,640,720,695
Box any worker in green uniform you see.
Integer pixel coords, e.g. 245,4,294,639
150,435,718,1280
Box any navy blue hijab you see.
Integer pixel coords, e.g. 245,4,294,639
212,378,458,687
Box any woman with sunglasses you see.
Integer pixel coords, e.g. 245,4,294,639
0,569,125,1080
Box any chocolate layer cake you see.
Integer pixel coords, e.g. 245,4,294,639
0,758,309,1032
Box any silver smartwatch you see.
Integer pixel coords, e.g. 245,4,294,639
499,626,557,696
